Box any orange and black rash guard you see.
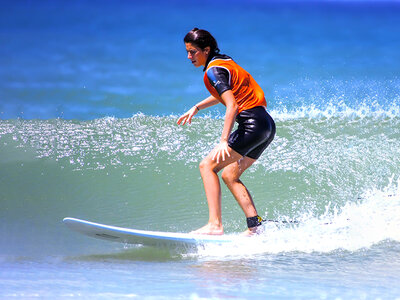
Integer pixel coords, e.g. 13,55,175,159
204,54,266,113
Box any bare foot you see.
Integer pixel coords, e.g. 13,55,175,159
241,226,264,236
190,223,224,235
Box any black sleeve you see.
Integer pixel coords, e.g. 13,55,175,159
206,66,231,96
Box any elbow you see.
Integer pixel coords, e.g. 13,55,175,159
220,90,238,115
229,102,239,116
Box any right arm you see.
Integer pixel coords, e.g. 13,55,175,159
177,95,219,126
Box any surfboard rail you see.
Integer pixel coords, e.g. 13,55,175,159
63,217,237,247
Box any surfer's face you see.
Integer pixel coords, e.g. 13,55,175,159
185,43,209,67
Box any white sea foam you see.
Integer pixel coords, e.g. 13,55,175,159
270,100,400,121
195,178,400,258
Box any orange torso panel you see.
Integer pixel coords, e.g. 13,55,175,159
203,56,266,113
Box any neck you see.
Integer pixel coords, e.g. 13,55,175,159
203,52,216,71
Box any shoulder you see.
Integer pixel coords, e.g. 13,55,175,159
211,54,232,61
205,54,233,75
206,65,230,81
205,57,232,96
208,54,233,66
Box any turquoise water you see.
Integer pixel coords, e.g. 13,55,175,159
1,0,400,299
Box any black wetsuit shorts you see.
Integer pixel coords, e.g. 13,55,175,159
228,106,275,159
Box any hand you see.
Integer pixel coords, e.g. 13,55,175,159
212,141,231,163
177,106,198,126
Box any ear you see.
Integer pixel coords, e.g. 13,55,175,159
204,46,211,55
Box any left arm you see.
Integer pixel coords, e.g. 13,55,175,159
177,95,219,126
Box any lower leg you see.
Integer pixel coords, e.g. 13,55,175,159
225,178,258,218
190,158,224,235
222,158,258,218
192,149,243,235
200,167,223,232
222,158,263,234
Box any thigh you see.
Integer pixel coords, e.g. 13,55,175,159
202,145,243,173
228,107,274,159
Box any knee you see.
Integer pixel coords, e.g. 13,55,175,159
221,169,238,186
199,157,222,175
199,158,213,174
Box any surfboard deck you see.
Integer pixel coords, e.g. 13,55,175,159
63,217,239,247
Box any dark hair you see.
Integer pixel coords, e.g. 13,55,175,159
184,28,220,55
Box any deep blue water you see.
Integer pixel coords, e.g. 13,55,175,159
1,0,400,119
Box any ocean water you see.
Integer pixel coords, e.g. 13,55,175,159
1,0,400,299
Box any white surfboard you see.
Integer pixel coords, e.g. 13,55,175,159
63,217,239,247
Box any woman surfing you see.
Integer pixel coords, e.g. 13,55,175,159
177,28,275,235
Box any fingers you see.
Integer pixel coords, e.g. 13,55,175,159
187,114,193,125
212,148,218,162
212,143,231,163
221,147,230,162
176,115,186,125
177,113,190,125
177,108,196,126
